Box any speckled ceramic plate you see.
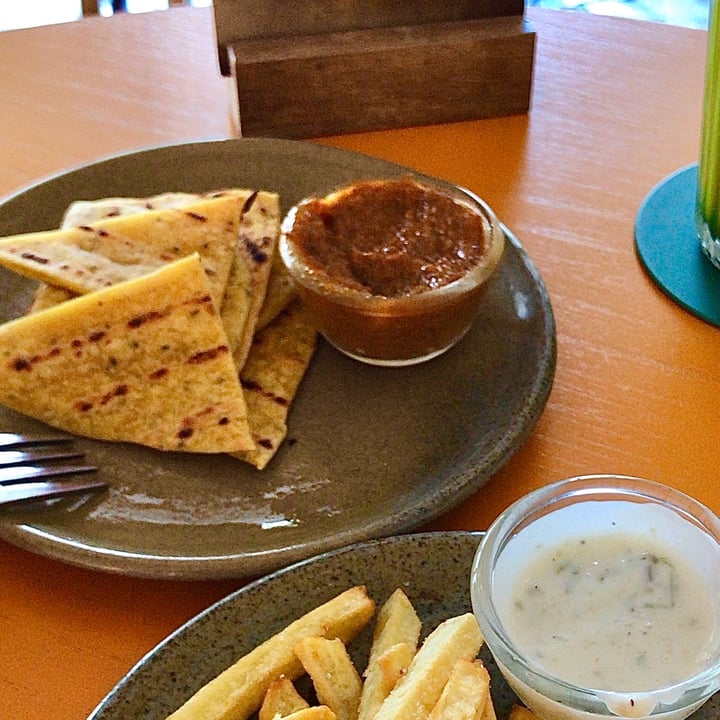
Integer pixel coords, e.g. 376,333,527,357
0,139,555,580
88,532,502,719
87,530,720,720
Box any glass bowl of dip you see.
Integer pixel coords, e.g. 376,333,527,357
278,176,505,366
471,474,720,720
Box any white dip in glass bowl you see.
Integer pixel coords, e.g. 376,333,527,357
471,474,720,720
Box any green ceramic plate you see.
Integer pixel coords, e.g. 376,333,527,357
0,139,555,580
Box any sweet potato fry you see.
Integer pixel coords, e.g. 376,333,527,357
294,636,362,720
166,586,375,720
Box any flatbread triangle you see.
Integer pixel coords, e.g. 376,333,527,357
234,298,317,469
0,254,254,453
7,189,316,468
29,189,293,369
231,190,281,369
0,194,243,309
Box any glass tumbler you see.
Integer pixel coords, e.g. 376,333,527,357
698,0,720,268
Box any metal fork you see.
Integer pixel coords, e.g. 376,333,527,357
0,433,106,508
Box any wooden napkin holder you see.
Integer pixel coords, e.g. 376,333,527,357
213,0,536,139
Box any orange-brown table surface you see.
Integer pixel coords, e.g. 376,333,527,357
1,6,719,719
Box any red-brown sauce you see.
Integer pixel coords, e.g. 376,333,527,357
288,178,489,297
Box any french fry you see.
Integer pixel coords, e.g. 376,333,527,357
274,706,337,720
259,676,309,720
294,636,363,720
367,589,422,652
508,706,541,720
357,589,422,720
428,659,490,720
376,642,415,690
480,694,497,720
372,614,485,720
166,586,375,720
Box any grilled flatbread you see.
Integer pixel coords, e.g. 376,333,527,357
0,254,254,453
257,250,297,330
59,191,218,226
235,298,317,469
60,188,264,360
28,284,75,313
231,190,281,369
0,194,243,310
7,189,315,467
30,189,296,340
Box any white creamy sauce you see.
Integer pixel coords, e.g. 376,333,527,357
501,533,717,692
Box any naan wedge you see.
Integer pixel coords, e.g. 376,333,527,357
1,194,242,309
235,298,318,469
0,254,254,453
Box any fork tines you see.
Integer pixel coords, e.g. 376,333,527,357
0,446,84,468
0,432,76,449
0,475,107,507
0,462,98,484
0,433,105,508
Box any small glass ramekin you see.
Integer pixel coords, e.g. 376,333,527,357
278,178,505,367
471,475,720,720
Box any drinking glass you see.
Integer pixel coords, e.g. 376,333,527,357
697,0,720,268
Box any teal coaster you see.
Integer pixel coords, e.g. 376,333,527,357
635,163,720,327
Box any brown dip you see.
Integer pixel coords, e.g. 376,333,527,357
286,177,489,298
280,177,503,365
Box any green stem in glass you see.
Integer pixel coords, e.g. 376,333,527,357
699,0,720,241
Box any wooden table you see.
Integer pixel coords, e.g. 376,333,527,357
1,6,718,719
